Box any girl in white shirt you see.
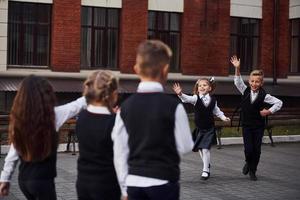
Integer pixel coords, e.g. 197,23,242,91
0,75,86,199
173,78,230,180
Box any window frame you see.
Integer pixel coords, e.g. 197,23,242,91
290,18,300,74
147,11,182,72
7,2,51,68
80,6,120,69
230,17,260,74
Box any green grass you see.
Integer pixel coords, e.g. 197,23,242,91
189,118,300,137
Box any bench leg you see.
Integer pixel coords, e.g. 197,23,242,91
266,128,275,147
65,133,71,152
216,128,222,149
71,133,76,155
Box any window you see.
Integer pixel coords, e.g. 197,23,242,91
291,19,300,73
148,11,181,71
230,17,260,73
81,7,119,69
8,2,51,66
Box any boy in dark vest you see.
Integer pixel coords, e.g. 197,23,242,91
230,55,283,181
112,40,193,200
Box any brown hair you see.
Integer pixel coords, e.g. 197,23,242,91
250,69,264,80
136,40,172,78
9,75,56,162
83,70,118,112
193,77,216,95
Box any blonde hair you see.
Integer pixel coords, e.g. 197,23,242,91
83,70,118,112
193,77,216,95
250,69,264,80
136,40,172,78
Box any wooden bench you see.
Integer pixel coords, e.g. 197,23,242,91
214,107,300,148
0,116,78,156
0,114,9,157
59,118,77,155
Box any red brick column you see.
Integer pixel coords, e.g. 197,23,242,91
181,0,230,76
261,0,289,78
119,0,148,73
277,0,290,78
51,0,81,72
260,0,274,77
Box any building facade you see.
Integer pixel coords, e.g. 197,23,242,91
0,0,300,111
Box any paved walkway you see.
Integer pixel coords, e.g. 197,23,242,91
1,143,300,200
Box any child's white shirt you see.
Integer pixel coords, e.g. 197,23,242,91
111,81,194,196
234,75,283,113
178,93,228,121
0,97,87,182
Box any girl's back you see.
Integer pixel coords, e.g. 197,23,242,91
76,109,118,183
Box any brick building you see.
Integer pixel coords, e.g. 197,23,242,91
0,0,300,112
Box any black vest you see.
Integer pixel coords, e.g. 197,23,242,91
76,110,119,185
194,95,216,129
18,133,58,181
241,87,267,127
120,93,180,182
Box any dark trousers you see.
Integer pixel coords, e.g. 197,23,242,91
18,179,56,200
76,179,121,200
242,127,264,172
127,182,179,200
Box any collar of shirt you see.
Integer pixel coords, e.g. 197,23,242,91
87,105,111,114
137,81,164,93
199,94,210,100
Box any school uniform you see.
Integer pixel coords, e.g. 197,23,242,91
75,105,121,200
234,75,282,174
178,93,227,151
0,97,87,200
112,82,193,200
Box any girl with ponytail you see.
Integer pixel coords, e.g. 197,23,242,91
173,77,230,180
75,70,121,200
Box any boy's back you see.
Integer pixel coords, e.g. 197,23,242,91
120,92,180,181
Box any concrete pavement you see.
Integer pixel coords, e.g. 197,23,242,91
1,143,299,200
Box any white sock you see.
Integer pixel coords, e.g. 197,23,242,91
202,149,210,172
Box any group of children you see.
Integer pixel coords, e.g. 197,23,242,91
0,40,282,200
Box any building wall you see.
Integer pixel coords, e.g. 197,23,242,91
181,0,230,76
290,0,300,19
0,0,8,71
260,0,290,78
230,0,262,19
0,0,297,78
119,0,148,73
51,0,81,72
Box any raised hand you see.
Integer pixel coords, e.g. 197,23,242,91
230,55,240,68
172,83,182,96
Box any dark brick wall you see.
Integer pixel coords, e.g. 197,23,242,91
261,0,290,78
51,0,81,72
119,0,148,73
181,0,230,76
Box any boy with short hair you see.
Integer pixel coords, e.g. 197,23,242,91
112,40,193,200
230,55,283,181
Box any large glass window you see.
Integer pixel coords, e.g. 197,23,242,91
230,17,260,73
148,11,181,71
8,2,51,66
81,7,119,69
291,19,300,73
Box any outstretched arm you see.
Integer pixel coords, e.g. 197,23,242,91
0,144,19,197
172,83,197,105
54,97,87,130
